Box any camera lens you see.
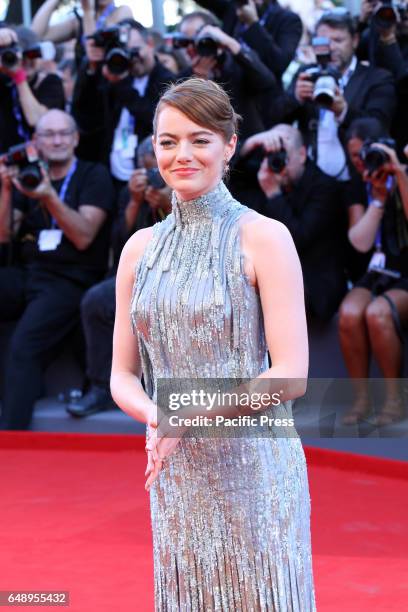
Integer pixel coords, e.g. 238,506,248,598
195,37,219,58
105,47,130,75
19,165,42,190
0,48,19,69
313,75,337,107
373,3,398,28
267,150,287,173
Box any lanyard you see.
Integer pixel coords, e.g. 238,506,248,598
366,175,393,251
50,158,77,228
121,111,135,149
11,85,31,142
96,2,116,30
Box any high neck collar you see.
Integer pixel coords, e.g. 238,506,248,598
171,181,236,225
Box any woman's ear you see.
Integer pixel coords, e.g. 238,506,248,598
226,133,238,161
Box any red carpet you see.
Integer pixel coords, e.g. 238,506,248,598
1,432,407,612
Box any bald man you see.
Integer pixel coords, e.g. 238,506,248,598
0,109,115,430
242,123,348,321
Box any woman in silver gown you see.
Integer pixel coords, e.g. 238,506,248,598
111,78,317,611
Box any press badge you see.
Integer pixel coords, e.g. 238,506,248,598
38,229,63,251
368,250,386,270
113,130,138,159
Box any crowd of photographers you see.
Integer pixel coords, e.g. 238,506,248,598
0,0,408,429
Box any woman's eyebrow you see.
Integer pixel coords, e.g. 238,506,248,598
158,131,214,138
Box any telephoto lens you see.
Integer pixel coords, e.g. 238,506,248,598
195,37,219,58
2,143,43,190
267,148,287,174
359,138,395,174
0,44,20,69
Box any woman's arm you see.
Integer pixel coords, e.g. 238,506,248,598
32,0,78,43
348,201,385,253
83,3,134,36
110,226,157,425
246,216,308,395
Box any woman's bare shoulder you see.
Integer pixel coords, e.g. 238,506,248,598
240,210,293,250
120,226,155,268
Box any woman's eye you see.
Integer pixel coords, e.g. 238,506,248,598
194,139,209,145
159,140,174,147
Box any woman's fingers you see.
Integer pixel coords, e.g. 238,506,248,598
144,451,154,476
145,459,163,491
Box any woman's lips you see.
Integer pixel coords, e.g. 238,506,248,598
171,168,199,176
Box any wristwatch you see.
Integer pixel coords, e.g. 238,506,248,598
370,199,385,210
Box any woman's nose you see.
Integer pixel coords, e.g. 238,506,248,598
176,141,193,161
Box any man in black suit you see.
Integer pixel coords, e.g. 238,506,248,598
242,123,347,321
194,0,302,84
276,10,396,183
72,19,175,187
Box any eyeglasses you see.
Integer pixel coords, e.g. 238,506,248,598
36,129,76,140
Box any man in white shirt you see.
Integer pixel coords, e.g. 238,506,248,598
281,10,396,182
72,19,175,185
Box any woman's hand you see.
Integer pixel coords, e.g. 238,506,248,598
144,412,187,491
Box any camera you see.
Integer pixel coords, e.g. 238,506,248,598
302,37,341,108
266,146,287,174
146,168,166,190
168,32,222,59
359,137,396,175
1,142,42,190
371,0,407,30
0,43,20,69
89,25,138,76
0,41,55,70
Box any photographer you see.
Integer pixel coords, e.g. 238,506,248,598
242,123,347,320
276,10,396,182
195,0,302,83
65,136,171,418
0,25,65,153
357,1,408,155
32,0,133,43
338,117,408,426
175,15,277,140
0,109,115,430
72,19,174,183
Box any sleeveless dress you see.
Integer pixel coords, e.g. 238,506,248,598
131,181,317,611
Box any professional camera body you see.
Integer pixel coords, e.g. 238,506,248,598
146,168,166,190
0,43,21,69
169,32,223,59
89,24,139,75
1,142,42,189
0,41,54,70
302,37,341,108
266,146,287,174
370,0,407,30
359,137,396,175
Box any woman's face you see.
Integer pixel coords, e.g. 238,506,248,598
347,136,365,176
153,105,236,201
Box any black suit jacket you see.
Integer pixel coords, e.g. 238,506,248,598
178,46,277,140
72,60,175,164
196,0,302,81
263,161,347,320
272,62,396,155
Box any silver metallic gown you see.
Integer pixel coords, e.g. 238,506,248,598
131,181,316,611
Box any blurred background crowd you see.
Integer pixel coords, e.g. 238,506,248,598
0,0,407,430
